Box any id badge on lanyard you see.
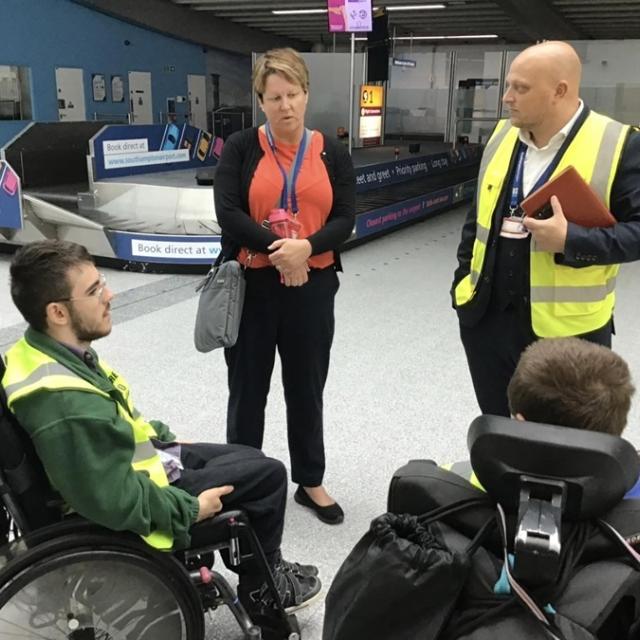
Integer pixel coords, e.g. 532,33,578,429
500,146,529,239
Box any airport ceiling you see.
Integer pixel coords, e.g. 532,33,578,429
167,0,640,45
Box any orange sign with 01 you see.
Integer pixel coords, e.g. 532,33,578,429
359,85,384,109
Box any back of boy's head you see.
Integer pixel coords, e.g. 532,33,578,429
507,337,634,436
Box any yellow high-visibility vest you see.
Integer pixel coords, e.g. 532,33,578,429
454,111,629,337
442,460,484,490
2,338,174,550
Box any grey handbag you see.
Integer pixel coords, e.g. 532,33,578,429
194,258,246,352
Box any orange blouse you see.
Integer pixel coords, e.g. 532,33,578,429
239,128,334,269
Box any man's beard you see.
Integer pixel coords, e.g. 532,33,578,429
68,306,111,342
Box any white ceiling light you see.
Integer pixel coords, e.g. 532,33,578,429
395,34,498,39
355,34,499,41
272,8,328,14
386,4,446,10
273,4,446,15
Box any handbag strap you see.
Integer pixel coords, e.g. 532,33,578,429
195,251,227,293
213,250,225,268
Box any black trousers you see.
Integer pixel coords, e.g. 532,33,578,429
225,267,339,487
173,443,287,564
460,303,613,417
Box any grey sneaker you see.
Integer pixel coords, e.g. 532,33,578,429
273,550,319,578
239,566,322,614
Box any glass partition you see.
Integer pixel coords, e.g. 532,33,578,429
572,40,640,126
386,50,452,140
451,51,503,144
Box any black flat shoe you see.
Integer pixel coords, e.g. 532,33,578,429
294,486,344,525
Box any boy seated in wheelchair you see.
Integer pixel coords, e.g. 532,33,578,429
509,337,639,492
448,336,638,493
1,240,321,616
508,337,634,441
342,339,640,640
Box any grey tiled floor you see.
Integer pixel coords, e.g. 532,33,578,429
1,206,640,639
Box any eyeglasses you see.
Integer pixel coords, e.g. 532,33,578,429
56,273,108,303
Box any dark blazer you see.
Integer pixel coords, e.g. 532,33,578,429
213,127,356,270
451,106,640,326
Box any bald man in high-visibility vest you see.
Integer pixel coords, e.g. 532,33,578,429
451,41,640,417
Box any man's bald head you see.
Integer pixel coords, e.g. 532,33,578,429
503,41,583,145
512,41,581,97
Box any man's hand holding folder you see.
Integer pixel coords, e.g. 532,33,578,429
521,165,617,253
522,195,569,253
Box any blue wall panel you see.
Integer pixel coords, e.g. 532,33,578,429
0,0,207,147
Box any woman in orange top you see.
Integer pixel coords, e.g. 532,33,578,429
214,48,355,525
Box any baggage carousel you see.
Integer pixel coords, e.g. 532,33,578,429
0,122,480,271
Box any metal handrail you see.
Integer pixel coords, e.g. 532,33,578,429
453,116,501,148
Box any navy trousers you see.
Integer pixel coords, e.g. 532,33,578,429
174,442,287,560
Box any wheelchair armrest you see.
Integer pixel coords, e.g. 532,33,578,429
188,509,249,551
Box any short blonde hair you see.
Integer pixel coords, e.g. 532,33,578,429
253,48,309,99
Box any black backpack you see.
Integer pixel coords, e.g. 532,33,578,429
323,503,486,640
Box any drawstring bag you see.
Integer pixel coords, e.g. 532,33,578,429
323,512,473,640
194,256,245,352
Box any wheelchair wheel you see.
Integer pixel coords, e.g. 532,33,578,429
0,531,205,639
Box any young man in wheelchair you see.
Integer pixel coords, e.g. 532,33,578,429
445,337,638,493
507,336,635,441
339,339,640,640
509,337,640,499
1,239,321,616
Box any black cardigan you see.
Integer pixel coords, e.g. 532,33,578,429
214,127,356,270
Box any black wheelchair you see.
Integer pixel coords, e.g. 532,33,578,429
0,357,301,640
386,415,640,639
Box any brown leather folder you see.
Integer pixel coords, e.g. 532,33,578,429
521,165,617,228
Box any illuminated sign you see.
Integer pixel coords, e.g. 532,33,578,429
327,0,373,33
359,85,384,109
359,84,384,145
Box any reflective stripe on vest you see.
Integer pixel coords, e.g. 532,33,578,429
1,338,174,550
455,120,519,303
455,111,629,337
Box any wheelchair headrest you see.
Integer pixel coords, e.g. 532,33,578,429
468,414,640,520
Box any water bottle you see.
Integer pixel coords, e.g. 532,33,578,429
268,208,301,239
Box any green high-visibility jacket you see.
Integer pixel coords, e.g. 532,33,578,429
1,328,199,549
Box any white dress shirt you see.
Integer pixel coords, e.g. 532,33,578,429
518,100,584,196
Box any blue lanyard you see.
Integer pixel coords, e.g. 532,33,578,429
509,143,557,214
509,145,527,213
265,123,310,213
